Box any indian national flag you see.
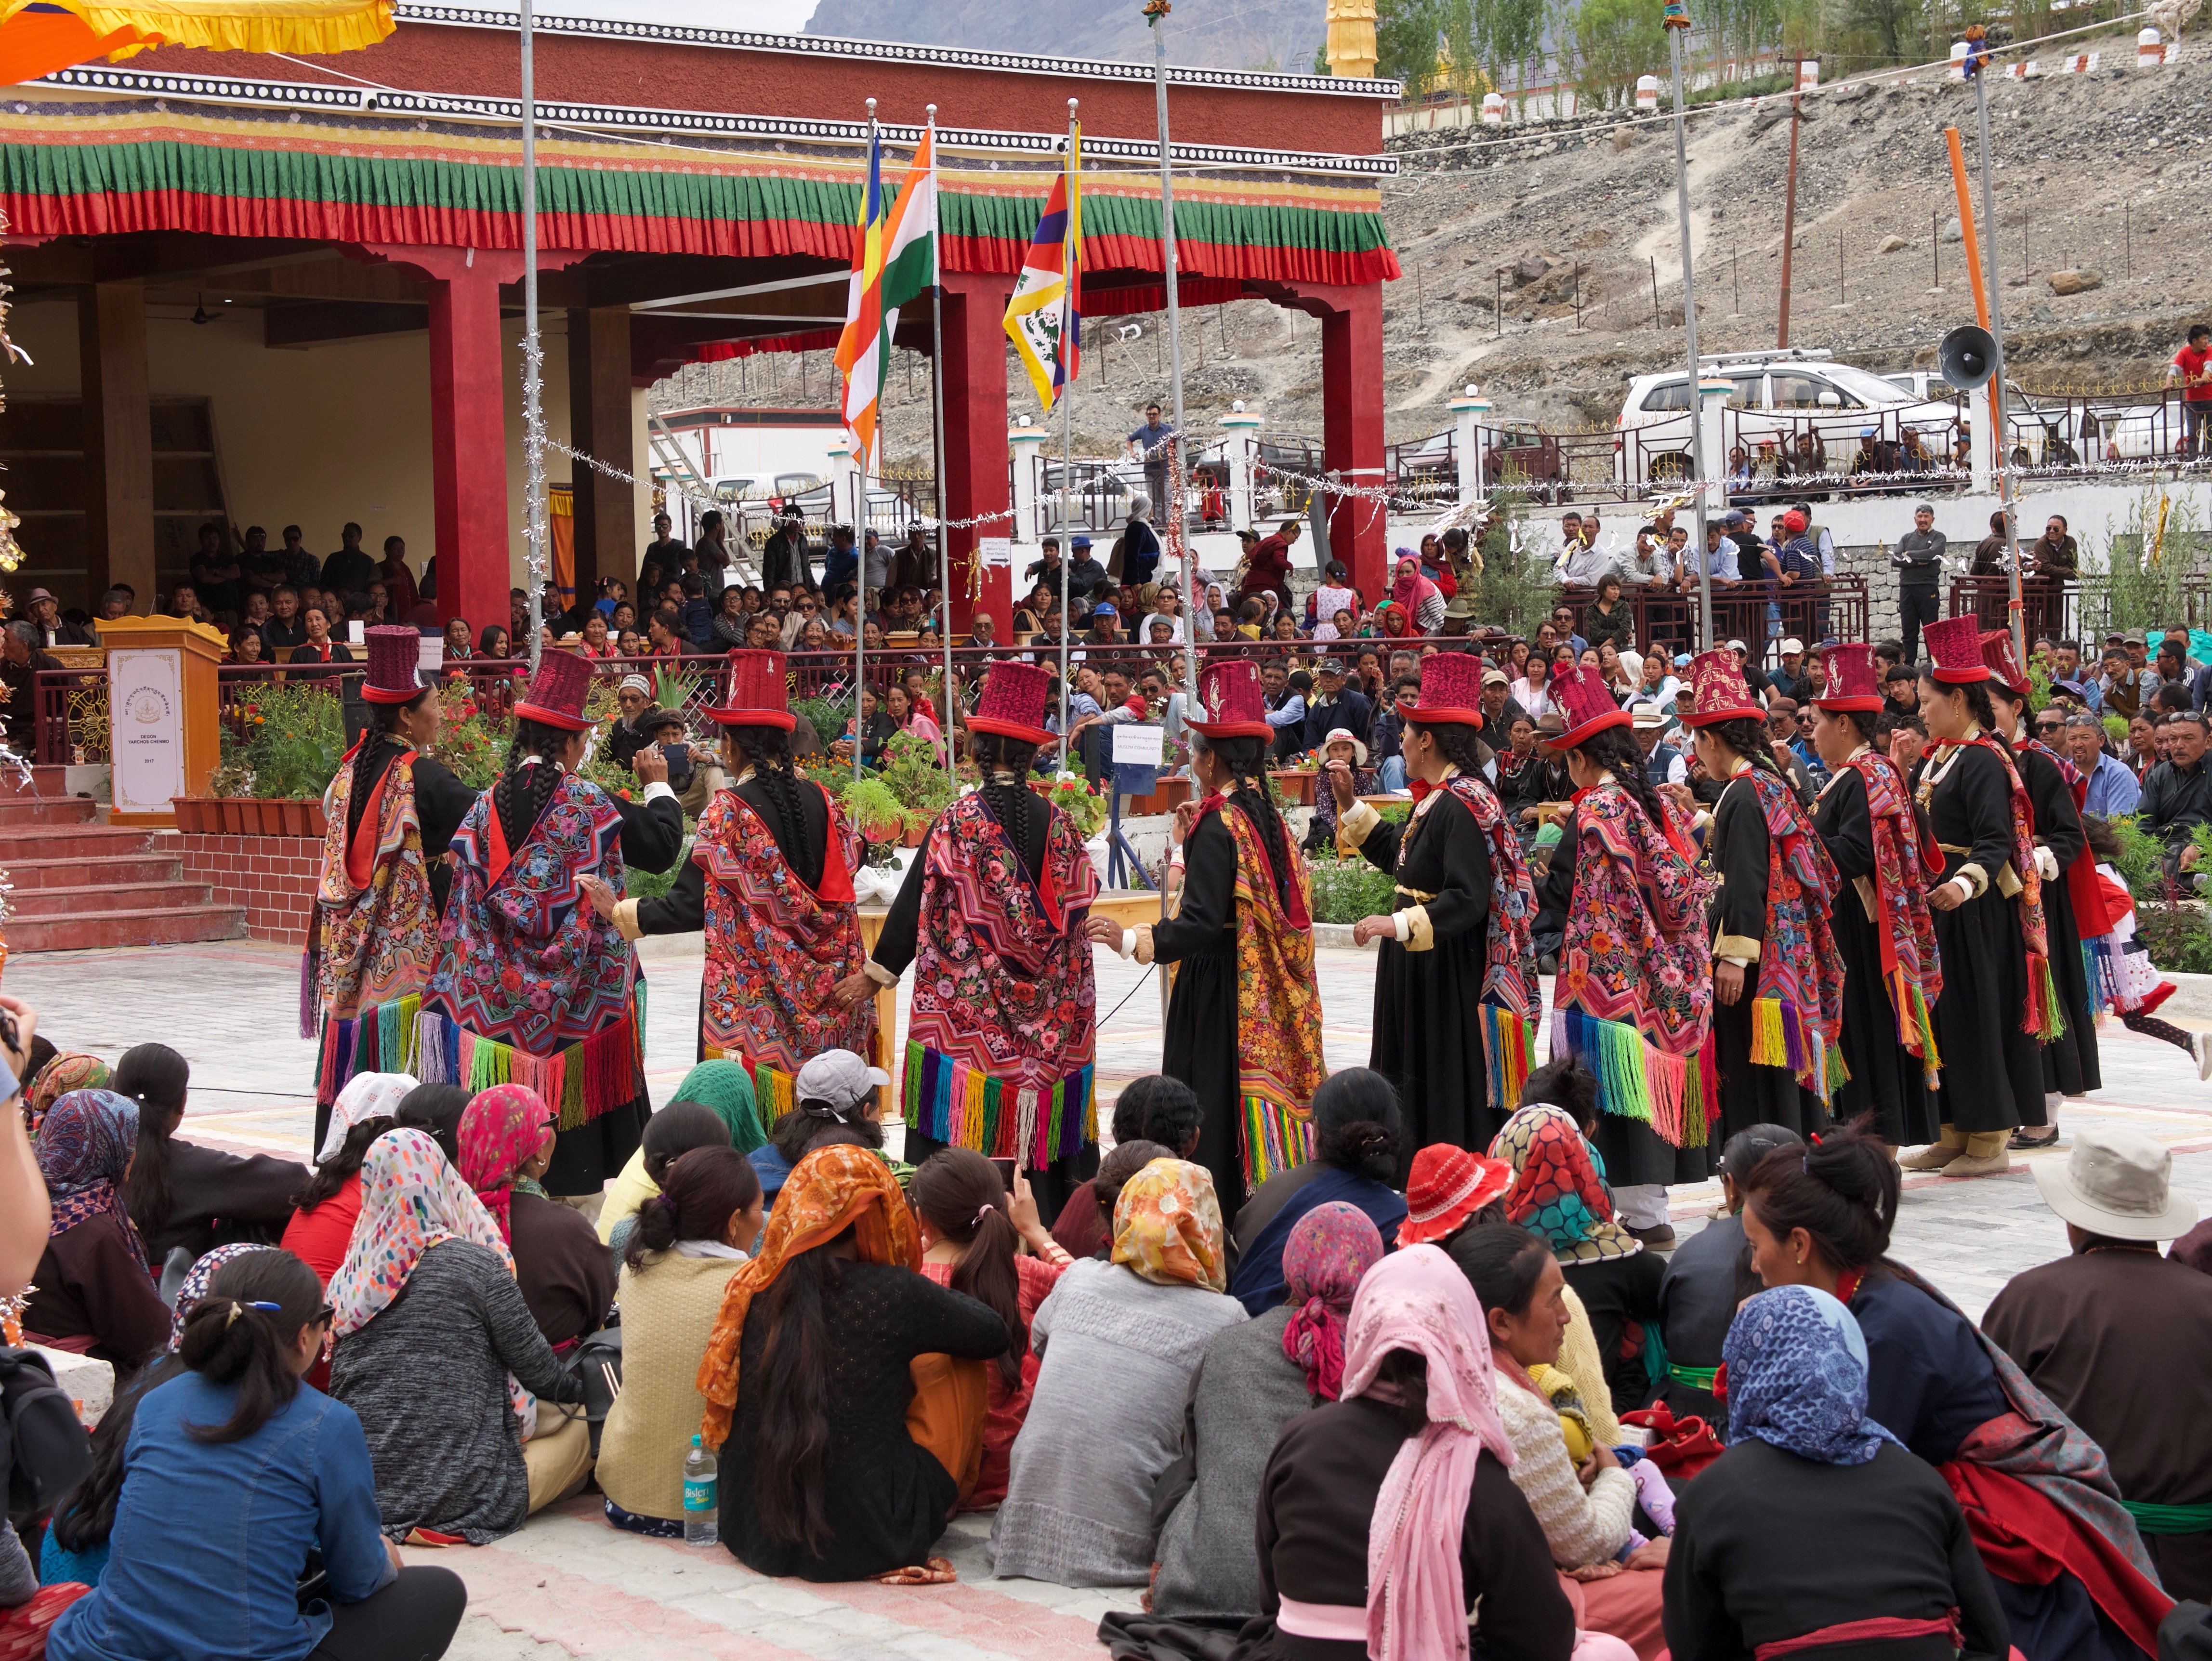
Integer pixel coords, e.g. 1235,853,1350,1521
834,123,938,474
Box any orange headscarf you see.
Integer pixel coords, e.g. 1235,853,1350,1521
695,1143,918,1450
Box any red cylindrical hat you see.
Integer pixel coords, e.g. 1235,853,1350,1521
1550,664,1633,748
1680,648,1767,728
1395,650,1485,727
700,649,795,730
359,625,424,705
1186,659,1275,740
968,660,1055,746
514,648,596,731
1979,628,2031,699
1922,616,1990,684
1812,642,1885,712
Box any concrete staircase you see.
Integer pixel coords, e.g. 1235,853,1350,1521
3,771,245,951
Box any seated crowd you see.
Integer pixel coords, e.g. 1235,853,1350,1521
6,985,2210,1661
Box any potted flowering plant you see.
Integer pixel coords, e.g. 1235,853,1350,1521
1032,771,1107,840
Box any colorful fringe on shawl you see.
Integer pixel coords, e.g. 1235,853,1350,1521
1549,1005,1719,1149
706,1046,800,1125
1745,995,1852,1106
1240,1094,1316,1186
902,1041,1095,1169
1480,1002,1539,1112
1884,964,1944,1086
315,988,645,1132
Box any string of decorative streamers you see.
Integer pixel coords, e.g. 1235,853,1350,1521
548,438,1017,532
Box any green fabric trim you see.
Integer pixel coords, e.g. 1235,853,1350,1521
1668,1363,1721,1390
2120,1498,2212,1535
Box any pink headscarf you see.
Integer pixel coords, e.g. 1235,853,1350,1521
1340,1244,1515,1661
458,1084,556,1243
1280,1201,1386,1401
1391,557,1440,615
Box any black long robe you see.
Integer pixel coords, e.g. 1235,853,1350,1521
1707,772,1826,1143
1812,764,1938,1147
1152,811,1251,1218
1535,809,1713,1188
2015,743,2101,1107
1347,788,1499,1166
1915,743,2042,1136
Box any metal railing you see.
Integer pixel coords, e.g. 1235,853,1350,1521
1552,577,1868,659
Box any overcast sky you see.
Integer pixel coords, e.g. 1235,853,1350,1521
547,0,821,29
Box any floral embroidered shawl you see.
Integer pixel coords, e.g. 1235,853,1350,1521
1560,782,1713,1057
428,770,635,1054
317,743,438,1021
1848,751,1944,1074
696,784,874,1074
1209,796,1327,1113
1734,765,1847,1048
1431,774,1539,1018
907,791,1099,1092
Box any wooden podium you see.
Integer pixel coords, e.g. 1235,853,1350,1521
97,616,229,827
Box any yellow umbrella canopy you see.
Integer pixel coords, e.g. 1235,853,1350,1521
0,0,392,82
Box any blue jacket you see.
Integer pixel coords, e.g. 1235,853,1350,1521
50,1373,394,1661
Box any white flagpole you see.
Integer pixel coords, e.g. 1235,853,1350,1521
520,0,545,671
1149,12,1198,718
1057,99,1077,754
926,105,956,764
854,97,876,789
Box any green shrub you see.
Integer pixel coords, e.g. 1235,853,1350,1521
1307,854,1398,925
227,685,348,800
2133,901,2212,975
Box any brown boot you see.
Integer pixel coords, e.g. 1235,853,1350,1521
1899,1126,1968,1171
1941,1131,2013,1179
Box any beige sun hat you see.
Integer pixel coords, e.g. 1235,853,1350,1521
2029,1126,2199,1241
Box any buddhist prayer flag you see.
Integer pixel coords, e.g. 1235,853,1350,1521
834,120,938,473
1003,122,1082,412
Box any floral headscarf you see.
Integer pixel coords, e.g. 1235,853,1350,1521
36,1090,146,1275
317,1070,418,1164
1280,1201,1385,1401
1341,1246,1515,1661
1724,1286,1904,1467
670,1061,764,1155
29,1054,108,1136
696,1144,917,1450
458,1084,556,1243
1111,1158,1227,1293
167,1242,265,1348
1489,1102,1643,1265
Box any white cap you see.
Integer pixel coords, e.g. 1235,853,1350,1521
1781,637,1805,655
794,1049,892,1116
1726,639,1748,653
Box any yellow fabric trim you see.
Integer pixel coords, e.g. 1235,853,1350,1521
45,0,396,55
1853,874,1879,921
611,897,643,943
1393,883,1438,902
1132,924,1156,967
1713,931,1764,962
1957,862,1990,900
1402,904,1435,953
1996,862,2023,898
1337,797,1381,852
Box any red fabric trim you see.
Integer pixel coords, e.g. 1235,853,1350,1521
343,748,414,890
485,796,513,890
1754,1613,1959,1660
1941,1460,2173,1656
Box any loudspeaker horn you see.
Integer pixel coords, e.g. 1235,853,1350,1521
1938,325,1997,392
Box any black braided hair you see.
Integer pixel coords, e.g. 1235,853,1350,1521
972,731,1043,876
1404,716,1487,779
348,690,429,839
1701,715,1786,778
724,722,807,841
495,717,572,843
1201,733,1294,910
1574,725,1673,835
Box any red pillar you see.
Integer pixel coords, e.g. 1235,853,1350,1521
936,269,1015,637
425,265,514,637
1273,280,1389,603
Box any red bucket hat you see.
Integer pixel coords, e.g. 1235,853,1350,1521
1395,651,1485,726
1397,1146,1515,1247
1979,629,2032,699
1551,663,1633,749
1921,616,1990,685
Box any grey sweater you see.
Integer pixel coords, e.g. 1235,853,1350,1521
329,1238,579,1544
990,1258,1246,1587
1150,1305,1314,1620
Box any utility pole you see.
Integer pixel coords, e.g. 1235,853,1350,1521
1665,11,1713,650
1777,57,1806,348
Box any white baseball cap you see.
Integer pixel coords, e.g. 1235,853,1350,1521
794,1049,892,1116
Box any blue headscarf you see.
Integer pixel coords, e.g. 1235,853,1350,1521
1723,1285,1905,1467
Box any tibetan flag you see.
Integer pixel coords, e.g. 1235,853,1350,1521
833,122,938,473
1004,123,1083,412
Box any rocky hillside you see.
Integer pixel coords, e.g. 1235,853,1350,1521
651,29,2212,460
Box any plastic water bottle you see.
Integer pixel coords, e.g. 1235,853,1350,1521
682,1434,718,1547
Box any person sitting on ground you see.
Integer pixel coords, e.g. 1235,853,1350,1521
1229,1068,1408,1316
602,1100,736,1259
699,1144,1008,1581
1148,1202,1386,1627
1653,1123,1802,1437
46,1249,469,1661
595,1147,763,1537
328,1130,589,1544
1491,1059,1666,1416
22,1090,171,1370
36,1350,184,1594
1457,1224,1669,1660
1227,1243,1618,1661
112,1042,306,1262
1737,1121,2173,1661
991,1159,1246,1588
458,1085,615,1351
1050,1076,1201,1259
1661,1285,2010,1661
1079,1140,1174,1261
744,1050,905,1216
909,1150,1075,1511
597,1062,764,1248
282,1072,419,1289
26,1050,105,1137
1983,1126,2212,1601
391,1081,470,1161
